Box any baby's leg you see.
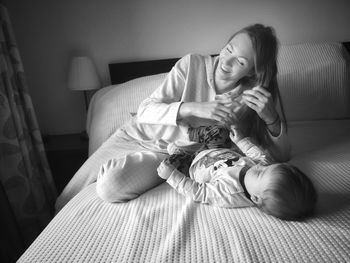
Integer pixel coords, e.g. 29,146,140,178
96,151,167,202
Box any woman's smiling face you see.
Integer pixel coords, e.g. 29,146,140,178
215,33,255,93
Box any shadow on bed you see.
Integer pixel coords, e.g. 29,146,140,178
317,192,350,218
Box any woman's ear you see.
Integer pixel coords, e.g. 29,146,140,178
250,195,262,205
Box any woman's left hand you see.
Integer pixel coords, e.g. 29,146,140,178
241,86,278,124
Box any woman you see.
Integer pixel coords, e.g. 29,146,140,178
134,24,289,160
56,24,290,210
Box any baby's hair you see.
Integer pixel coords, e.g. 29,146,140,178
258,163,318,221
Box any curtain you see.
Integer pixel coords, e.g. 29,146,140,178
0,4,57,254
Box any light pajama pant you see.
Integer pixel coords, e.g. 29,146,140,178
55,132,168,212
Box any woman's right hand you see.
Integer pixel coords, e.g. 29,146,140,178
178,97,238,125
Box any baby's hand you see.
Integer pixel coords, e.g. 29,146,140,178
157,161,176,180
229,125,244,143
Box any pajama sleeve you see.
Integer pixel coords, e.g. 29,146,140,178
236,137,275,165
165,167,253,208
137,55,189,126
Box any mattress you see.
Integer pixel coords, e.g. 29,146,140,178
18,120,350,263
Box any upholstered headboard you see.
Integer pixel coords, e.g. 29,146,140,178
109,58,179,85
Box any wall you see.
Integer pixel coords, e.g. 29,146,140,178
5,0,350,135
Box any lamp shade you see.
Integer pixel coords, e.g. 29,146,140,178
68,56,100,91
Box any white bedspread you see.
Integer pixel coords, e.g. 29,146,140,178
18,120,350,263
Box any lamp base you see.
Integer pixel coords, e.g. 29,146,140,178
83,91,89,112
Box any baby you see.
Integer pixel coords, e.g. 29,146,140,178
157,126,317,221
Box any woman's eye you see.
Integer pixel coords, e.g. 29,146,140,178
226,47,232,53
236,59,244,66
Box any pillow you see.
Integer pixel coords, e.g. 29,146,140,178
87,73,167,155
277,42,350,121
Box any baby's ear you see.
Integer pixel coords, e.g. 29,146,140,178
250,195,263,205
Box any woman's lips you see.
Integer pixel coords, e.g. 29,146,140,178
221,64,231,73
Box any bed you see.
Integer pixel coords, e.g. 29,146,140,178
18,42,350,262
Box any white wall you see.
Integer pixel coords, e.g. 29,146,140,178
6,0,350,135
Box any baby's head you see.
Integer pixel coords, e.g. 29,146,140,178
244,163,317,221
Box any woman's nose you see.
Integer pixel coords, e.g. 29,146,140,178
223,53,236,66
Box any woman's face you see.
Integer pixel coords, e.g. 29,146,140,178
215,33,255,92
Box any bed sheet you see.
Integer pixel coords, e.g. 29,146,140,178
18,120,350,263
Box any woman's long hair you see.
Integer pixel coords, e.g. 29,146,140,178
229,24,287,146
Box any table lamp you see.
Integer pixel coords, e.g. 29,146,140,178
68,56,101,111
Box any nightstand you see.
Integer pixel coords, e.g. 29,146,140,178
43,133,89,194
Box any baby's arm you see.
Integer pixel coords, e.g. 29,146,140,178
157,161,251,208
230,127,274,165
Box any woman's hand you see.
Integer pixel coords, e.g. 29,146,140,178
242,86,282,136
178,96,236,125
241,86,278,124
